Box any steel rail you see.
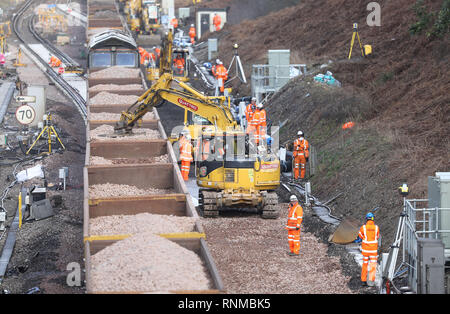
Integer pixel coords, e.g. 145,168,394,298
11,0,87,123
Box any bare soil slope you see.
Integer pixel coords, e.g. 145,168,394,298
194,0,449,249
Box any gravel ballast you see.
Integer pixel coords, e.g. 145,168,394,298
89,125,161,141
90,233,211,292
89,213,197,236
89,111,155,121
89,154,170,165
89,92,139,105
89,66,141,79
89,183,175,199
201,204,354,294
90,84,144,91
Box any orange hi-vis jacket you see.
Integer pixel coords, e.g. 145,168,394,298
171,18,178,28
286,202,303,230
358,220,380,255
259,109,267,127
213,14,221,30
195,139,211,161
245,103,255,123
180,141,193,162
258,109,267,137
249,109,260,130
173,57,185,70
293,138,309,158
212,64,228,80
189,27,196,39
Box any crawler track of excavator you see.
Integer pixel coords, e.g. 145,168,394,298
198,190,280,219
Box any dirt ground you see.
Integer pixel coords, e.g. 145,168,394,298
0,0,86,294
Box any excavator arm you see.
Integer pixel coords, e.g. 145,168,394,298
115,72,238,133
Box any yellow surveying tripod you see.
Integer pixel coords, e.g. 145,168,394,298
348,23,365,59
26,113,65,155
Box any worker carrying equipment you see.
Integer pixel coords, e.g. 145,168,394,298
293,131,310,180
180,133,193,180
213,13,222,31
211,59,228,94
188,24,196,45
356,212,380,285
286,195,303,256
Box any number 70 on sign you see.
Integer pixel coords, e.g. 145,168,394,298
15,104,36,125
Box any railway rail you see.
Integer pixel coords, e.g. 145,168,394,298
11,0,87,123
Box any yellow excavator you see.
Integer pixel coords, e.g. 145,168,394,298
114,31,280,218
114,71,280,218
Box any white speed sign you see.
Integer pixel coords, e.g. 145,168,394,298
15,105,36,125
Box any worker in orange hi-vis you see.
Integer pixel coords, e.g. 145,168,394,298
256,103,267,144
245,97,257,130
195,133,212,161
188,24,196,45
356,212,380,286
170,17,178,30
251,104,262,146
138,47,146,64
285,195,303,256
173,54,185,75
211,59,228,94
292,130,309,181
213,13,222,31
180,134,193,180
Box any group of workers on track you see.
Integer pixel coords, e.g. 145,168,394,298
139,16,379,287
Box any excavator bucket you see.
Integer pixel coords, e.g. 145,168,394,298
329,216,360,244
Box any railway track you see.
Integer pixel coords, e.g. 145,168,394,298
11,0,87,124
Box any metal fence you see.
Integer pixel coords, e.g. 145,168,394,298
251,64,307,103
403,199,450,292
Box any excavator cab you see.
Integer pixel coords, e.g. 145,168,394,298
171,47,189,81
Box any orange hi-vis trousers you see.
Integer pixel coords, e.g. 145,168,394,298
361,253,378,282
288,229,301,254
181,160,191,181
294,155,306,179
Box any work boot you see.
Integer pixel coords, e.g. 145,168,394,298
288,252,298,256
361,281,368,287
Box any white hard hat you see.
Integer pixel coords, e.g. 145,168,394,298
297,130,304,137
185,134,191,140
290,195,298,202
251,97,257,102
191,24,194,27
257,103,263,109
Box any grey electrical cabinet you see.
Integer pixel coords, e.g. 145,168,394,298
428,172,450,260
416,238,445,294
267,50,290,89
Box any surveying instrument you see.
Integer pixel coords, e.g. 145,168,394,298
26,113,65,155
13,48,26,67
348,23,372,59
380,182,410,293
